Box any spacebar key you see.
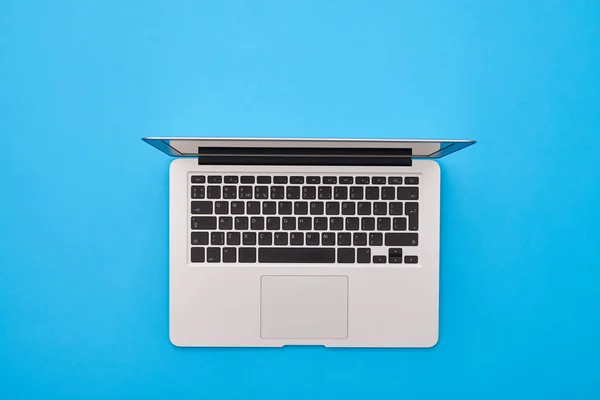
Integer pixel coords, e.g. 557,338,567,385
259,248,335,263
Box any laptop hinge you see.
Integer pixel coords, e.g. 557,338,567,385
197,147,413,166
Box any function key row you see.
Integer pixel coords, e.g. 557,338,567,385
191,175,420,185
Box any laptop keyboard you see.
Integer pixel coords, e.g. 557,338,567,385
189,174,420,265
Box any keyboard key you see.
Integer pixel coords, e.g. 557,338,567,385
191,176,205,184
239,248,257,263
326,202,340,215
247,201,261,215
191,201,212,214
349,187,363,200
273,176,288,184
298,217,312,230
373,255,386,264
373,202,387,215
191,247,205,262
207,186,221,199
369,232,383,246
389,202,403,215
389,256,402,264
251,216,265,230
323,176,337,184
192,217,217,230
262,201,277,215
330,217,344,230
235,216,249,230
223,247,236,262
274,232,288,245
257,176,271,184
282,217,296,230
302,186,317,199
191,232,209,245
306,232,320,245
341,202,355,215
307,176,320,184
385,233,418,246
357,202,371,215
334,187,348,199
372,177,386,184
310,201,324,215
337,248,355,263
191,186,205,199
240,176,255,184
322,232,335,245
389,248,403,257
211,232,224,245
206,247,220,262
356,177,370,184
286,186,301,199
381,187,395,200
267,217,280,230
224,176,238,184
393,217,407,231
294,202,308,215
290,176,304,184
345,217,359,231
242,232,256,245
255,186,269,199
377,217,391,231
227,232,240,245
290,232,304,245
219,216,233,230
278,201,293,215
271,186,285,199
214,201,229,214
405,255,419,264
353,233,367,246
208,176,222,184
365,187,379,200
361,217,375,231
222,186,236,199
337,233,351,246
388,177,402,185
259,232,272,245
339,176,353,184
259,248,335,263
318,186,332,199
314,217,328,230
239,186,253,199
406,202,419,231
397,187,419,200
357,248,371,263
231,201,244,215
405,177,419,185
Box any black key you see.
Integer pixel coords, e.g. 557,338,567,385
334,186,348,199
267,217,280,230
357,248,371,263
377,217,391,231
370,232,383,246
345,217,359,231
302,186,316,199
406,202,419,231
223,247,237,263
349,187,363,200
242,232,256,245
314,217,328,230
389,248,403,257
372,177,386,184
294,202,308,215
207,186,221,199
318,186,332,199
337,233,351,246
191,201,212,214
235,216,249,230
385,233,419,246
405,177,419,185
393,217,407,231
307,176,320,184
241,176,255,184
271,186,285,199
191,176,205,184
278,201,293,215
247,201,261,215
361,217,375,231
286,186,301,199
224,176,238,184
388,177,403,185
227,232,240,245
341,202,355,215
239,248,257,263
373,202,387,215
222,186,236,199
191,232,209,245
219,216,233,230
191,186,205,199
290,232,304,246
389,202,403,215
357,202,371,215
310,201,324,215
322,232,335,245
330,217,344,230
356,177,370,184
337,248,355,263
251,216,265,230
373,255,386,264
381,187,395,200
298,217,312,230
255,186,269,199
239,186,253,199
397,187,419,200
211,232,224,245
306,232,320,245
390,256,403,264
282,217,296,230
231,201,244,215
405,255,419,264
263,201,277,215
259,232,272,245
191,247,205,262
326,202,340,215
206,247,220,262
257,176,271,184
290,176,304,184
340,176,353,184
323,176,337,184
353,233,367,246
192,217,217,230
208,176,222,184
259,248,335,263
274,176,288,184
365,187,379,200
274,232,288,245
215,201,229,215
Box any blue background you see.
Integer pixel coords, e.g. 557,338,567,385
1,0,599,398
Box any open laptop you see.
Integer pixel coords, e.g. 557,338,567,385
144,137,475,347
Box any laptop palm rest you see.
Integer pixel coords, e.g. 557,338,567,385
260,275,348,340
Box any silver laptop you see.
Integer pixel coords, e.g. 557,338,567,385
144,137,474,347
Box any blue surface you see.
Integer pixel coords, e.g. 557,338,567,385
1,1,599,398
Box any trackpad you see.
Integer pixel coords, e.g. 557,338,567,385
260,276,348,339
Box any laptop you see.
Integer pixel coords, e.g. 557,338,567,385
143,137,475,347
